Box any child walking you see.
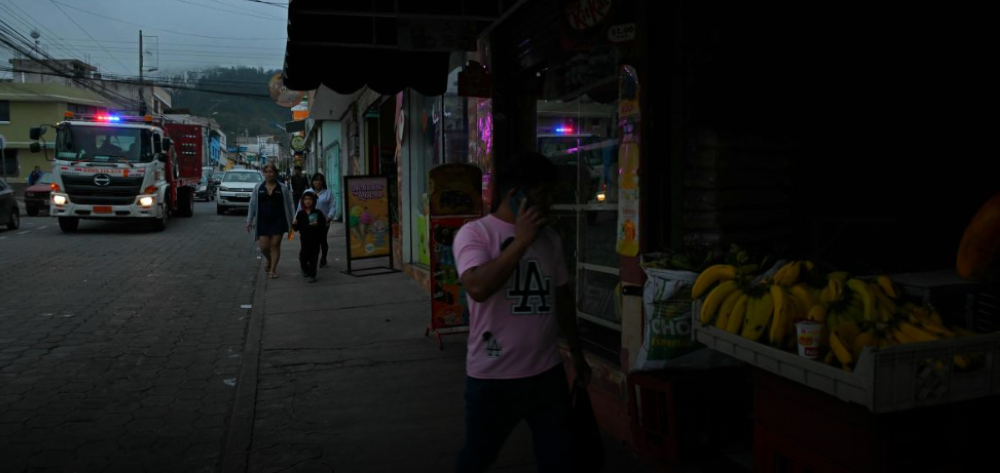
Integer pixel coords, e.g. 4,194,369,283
292,192,327,283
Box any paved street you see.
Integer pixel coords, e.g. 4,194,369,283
1,203,654,473
0,202,259,472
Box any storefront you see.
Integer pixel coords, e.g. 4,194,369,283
283,1,999,468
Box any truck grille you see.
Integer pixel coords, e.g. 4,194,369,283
63,175,144,205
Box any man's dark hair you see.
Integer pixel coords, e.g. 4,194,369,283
294,165,303,171
493,152,557,195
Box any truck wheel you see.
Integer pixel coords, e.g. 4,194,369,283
26,205,39,217
151,205,167,232
178,188,194,218
58,217,79,233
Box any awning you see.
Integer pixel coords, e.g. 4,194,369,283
282,0,521,96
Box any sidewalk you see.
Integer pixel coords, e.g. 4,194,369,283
224,225,656,473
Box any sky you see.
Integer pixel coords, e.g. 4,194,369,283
0,0,288,77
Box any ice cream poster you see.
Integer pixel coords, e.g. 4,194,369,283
345,176,391,259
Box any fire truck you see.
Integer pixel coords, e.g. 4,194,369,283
30,112,205,232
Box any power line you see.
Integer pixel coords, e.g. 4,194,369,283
0,1,92,64
162,0,285,21
48,1,286,41
0,19,140,108
0,65,274,99
48,0,133,74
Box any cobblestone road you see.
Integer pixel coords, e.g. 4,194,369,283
0,203,260,472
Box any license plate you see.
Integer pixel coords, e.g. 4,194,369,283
94,206,113,214
238,193,250,198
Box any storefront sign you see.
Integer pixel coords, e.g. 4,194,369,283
344,176,392,260
290,135,306,152
617,65,641,257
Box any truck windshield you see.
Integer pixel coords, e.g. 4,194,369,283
56,125,153,163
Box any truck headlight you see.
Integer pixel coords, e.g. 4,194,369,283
52,194,68,206
139,196,155,207
220,186,229,191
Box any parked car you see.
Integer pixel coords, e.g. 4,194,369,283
196,167,217,201
0,177,20,230
24,172,54,216
216,170,263,215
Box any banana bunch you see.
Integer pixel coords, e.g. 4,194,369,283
695,261,989,372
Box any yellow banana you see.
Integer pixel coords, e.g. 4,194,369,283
803,260,816,271
830,329,853,366
846,279,874,321
829,271,850,283
726,294,749,334
869,284,898,315
807,304,827,323
910,317,955,339
741,293,774,341
892,327,917,344
700,280,740,325
768,285,788,346
774,261,802,286
851,330,876,360
714,289,744,330
789,283,818,313
692,264,738,299
875,275,899,299
897,321,941,343
824,350,836,365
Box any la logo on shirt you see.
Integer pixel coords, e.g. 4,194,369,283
506,259,552,315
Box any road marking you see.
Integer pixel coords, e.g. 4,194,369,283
38,226,49,230
18,231,30,235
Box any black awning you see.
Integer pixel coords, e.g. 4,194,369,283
282,0,519,96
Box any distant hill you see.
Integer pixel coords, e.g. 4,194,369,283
170,67,291,148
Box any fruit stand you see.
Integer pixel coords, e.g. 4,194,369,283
688,259,1000,471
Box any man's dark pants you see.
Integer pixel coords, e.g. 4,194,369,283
456,364,572,472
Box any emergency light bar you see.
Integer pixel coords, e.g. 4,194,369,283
63,112,157,124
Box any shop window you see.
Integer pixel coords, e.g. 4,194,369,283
0,100,10,123
408,90,441,266
538,92,620,359
67,104,101,116
2,148,18,177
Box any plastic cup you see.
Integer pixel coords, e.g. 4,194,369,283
796,321,823,360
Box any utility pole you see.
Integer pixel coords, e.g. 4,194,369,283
139,30,147,115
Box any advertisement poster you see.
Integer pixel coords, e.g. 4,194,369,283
430,217,476,329
617,65,641,257
427,163,482,338
345,176,392,260
429,164,483,217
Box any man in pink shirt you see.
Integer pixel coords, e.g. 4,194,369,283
453,152,591,472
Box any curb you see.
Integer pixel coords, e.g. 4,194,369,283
221,257,268,473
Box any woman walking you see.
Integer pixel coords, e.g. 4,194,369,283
247,164,295,278
298,172,336,268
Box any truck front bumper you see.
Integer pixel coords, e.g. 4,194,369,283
50,194,163,219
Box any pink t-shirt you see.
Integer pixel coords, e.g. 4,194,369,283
453,214,570,380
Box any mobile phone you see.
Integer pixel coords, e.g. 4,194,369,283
509,190,533,217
